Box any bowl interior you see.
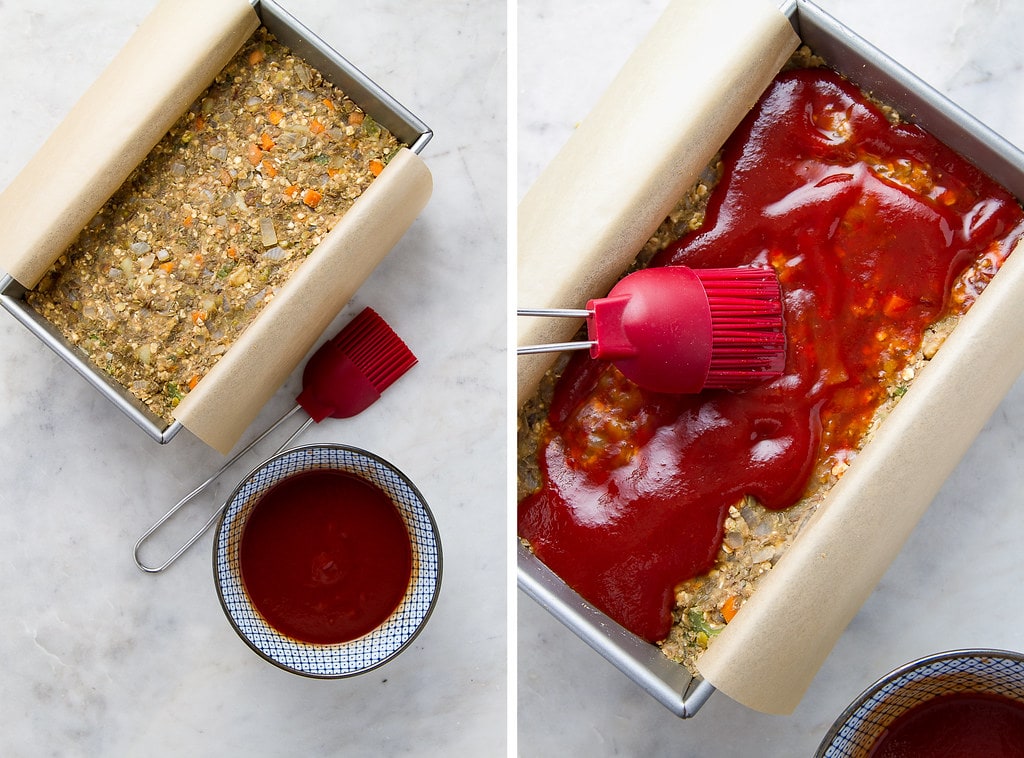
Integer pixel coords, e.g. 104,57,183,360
214,444,442,678
818,649,1024,757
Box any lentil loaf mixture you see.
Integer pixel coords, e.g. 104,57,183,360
28,27,403,422
518,49,1024,674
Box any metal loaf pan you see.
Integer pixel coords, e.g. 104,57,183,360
518,0,1024,718
0,0,431,444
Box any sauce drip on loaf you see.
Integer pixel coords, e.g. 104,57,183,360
519,68,1024,642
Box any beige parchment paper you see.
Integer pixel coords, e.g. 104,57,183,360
0,0,259,287
518,0,1024,716
174,147,432,453
516,0,800,404
696,237,1024,714
0,0,432,454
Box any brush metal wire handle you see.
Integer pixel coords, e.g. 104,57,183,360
516,266,785,393
131,306,417,574
132,405,314,573
516,308,595,354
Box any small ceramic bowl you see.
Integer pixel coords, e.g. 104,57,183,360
214,444,442,678
816,648,1024,756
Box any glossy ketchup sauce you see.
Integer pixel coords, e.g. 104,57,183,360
240,469,412,644
519,68,1024,642
867,692,1024,757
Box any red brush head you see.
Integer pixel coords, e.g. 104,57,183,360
587,266,785,393
296,307,417,422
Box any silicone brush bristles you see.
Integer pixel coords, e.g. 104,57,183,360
331,307,418,392
696,268,786,389
522,265,785,394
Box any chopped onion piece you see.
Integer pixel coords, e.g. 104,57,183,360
259,217,278,247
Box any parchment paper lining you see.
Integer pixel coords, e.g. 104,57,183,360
516,0,800,404
697,237,1024,713
0,0,259,288
174,148,431,453
0,0,432,453
517,0,1024,715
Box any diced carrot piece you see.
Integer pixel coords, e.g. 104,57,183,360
226,247,238,260
310,119,326,135
268,110,284,125
191,310,207,325
183,214,194,227
159,261,175,273
883,292,912,318
246,142,263,166
283,184,300,199
259,132,275,151
301,188,322,208
248,48,265,65
348,111,364,125
720,596,741,623
193,115,206,131
188,374,200,390
260,159,278,178
322,98,336,111
368,159,384,177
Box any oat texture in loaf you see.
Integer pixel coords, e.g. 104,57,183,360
27,28,403,422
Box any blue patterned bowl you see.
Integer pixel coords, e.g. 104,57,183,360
214,444,442,678
816,649,1024,756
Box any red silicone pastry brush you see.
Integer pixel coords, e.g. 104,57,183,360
519,266,786,393
296,306,418,421
134,306,417,572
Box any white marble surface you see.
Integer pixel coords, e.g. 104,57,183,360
0,0,506,754
518,0,1024,754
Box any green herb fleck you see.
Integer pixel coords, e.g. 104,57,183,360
687,609,723,638
362,115,381,138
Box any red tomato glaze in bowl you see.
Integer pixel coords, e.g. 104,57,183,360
240,469,413,644
867,692,1024,757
